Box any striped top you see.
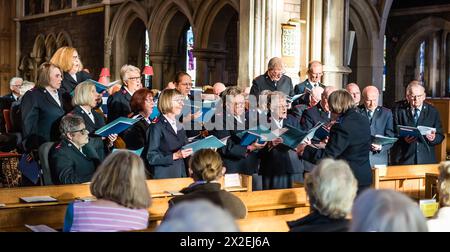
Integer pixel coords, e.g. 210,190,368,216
63,200,149,232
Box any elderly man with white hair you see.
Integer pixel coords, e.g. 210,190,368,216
358,85,394,166
0,77,23,133
250,57,294,98
212,82,226,96
391,82,444,165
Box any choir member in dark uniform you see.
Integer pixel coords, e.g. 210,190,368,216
49,114,101,184
259,91,303,189
0,77,22,134
293,61,325,106
71,81,117,160
50,47,91,111
107,64,143,122
298,90,372,193
174,71,202,138
168,149,247,219
391,82,444,165
146,89,193,179
211,87,265,176
122,88,155,150
300,86,337,131
21,63,68,152
358,85,394,166
250,57,294,98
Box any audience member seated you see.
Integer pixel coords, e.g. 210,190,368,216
1,77,22,134
157,200,239,232
288,158,357,232
122,89,155,150
107,64,143,122
49,114,101,184
146,89,193,179
168,149,247,219
71,81,117,160
63,150,151,232
350,189,428,232
428,161,450,231
21,63,68,152
50,46,91,111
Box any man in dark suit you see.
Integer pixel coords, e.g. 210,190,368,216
300,86,337,131
358,86,394,166
391,82,444,165
107,65,142,122
293,61,325,106
0,77,22,133
250,57,294,98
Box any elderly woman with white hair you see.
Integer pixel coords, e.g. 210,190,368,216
288,158,357,232
106,64,143,122
428,161,450,231
350,189,428,232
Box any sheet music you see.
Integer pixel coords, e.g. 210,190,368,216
25,224,58,232
224,174,241,188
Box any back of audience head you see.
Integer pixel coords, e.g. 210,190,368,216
189,149,225,182
90,150,151,209
350,189,428,232
438,161,450,207
157,200,240,232
306,159,357,219
213,82,226,96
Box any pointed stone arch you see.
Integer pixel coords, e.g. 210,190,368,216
44,33,57,62
109,0,149,79
394,17,450,99
56,31,72,48
148,1,193,88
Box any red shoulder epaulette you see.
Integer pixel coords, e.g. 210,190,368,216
152,117,159,123
55,143,62,150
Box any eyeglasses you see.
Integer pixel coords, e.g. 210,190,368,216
128,76,142,81
145,98,154,103
70,128,89,135
408,94,424,100
172,98,185,103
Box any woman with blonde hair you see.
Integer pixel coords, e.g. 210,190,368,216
297,89,372,193
63,150,151,232
168,149,247,219
71,81,117,160
428,161,450,231
145,89,193,178
288,158,357,232
50,47,91,111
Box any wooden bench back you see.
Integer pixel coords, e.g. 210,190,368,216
372,164,439,199
0,187,307,231
0,174,252,205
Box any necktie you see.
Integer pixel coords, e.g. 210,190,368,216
368,110,373,121
413,108,419,125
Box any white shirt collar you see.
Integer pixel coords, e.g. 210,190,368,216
124,86,133,96
163,115,178,133
272,118,284,129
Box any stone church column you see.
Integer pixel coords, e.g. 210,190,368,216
238,0,284,89
321,0,352,88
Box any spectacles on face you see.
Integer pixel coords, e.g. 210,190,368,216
408,94,424,100
234,102,246,108
310,72,323,77
73,55,80,61
71,128,89,135
145,98,154,103
128,76,142,82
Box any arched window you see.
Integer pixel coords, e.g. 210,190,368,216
186,26,196,86
417,41,426,84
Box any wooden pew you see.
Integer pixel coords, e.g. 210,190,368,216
236,213,301,232
0,187,307,232
372,164,439,200
0,174,252,206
